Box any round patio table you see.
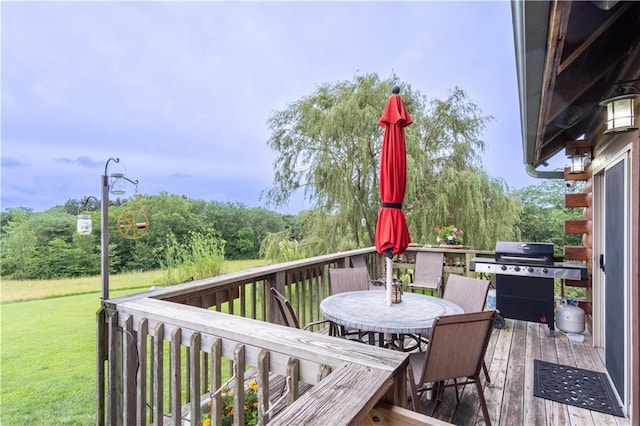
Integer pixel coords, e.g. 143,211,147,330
320,290,463,349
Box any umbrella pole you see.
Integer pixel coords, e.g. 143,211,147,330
386,257,393,307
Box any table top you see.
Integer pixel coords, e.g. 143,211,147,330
319,290,464,334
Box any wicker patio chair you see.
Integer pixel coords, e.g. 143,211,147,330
406,310,497,425
270,287,338,336
443,274,492,382
407,252,445,296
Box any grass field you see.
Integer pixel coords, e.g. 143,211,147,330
0,259,270,425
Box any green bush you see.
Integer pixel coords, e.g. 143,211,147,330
156,229,225,285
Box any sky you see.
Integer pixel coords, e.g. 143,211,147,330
1,0,568,215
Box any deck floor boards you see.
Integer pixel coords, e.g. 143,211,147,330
413,319,630,426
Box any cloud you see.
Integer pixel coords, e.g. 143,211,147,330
1,1,565,214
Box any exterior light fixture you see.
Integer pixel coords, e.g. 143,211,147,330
599,79,640,134
570,152,588,174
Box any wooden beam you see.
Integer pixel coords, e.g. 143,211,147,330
537,1,572,146
564,220,588,234
564,167,589,181
565,193,588,208
578,300,592,316
557,2,633,74
563,246,588,261
564,140,592,156
564,279,591,288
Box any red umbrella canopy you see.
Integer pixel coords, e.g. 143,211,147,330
375,88,413,258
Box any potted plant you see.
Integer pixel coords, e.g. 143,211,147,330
434,225,464,247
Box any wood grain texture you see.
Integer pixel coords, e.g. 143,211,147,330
406,321,627,426
269,364,392,426
564,220,588,234
117,298,408,383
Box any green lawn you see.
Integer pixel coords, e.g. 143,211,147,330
0,259,270,425
1,289,134,424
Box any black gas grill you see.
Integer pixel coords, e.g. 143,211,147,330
470,242,588,336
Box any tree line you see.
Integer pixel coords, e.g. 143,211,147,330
0,193,296,279
0,179,581,281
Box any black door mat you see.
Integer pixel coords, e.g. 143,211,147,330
534,359,624,417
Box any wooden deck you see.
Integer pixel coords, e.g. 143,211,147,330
413,319,631,426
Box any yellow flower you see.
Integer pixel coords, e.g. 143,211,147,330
228,390,234,398
249,380,258,392
202,419,211,426
227,410,234,417
207,399,212,407
253,402,259,409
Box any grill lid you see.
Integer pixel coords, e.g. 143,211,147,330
495,242,554,265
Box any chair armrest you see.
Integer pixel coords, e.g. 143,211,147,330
370,278,386,287
302,319,331,331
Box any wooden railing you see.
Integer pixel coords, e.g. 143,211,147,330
97,246,486,425
394,246,493,281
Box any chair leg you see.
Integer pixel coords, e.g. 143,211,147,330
453,378,460,404
482,361,491,383
406,364,419,412
475,377,492,426
429,384,443,417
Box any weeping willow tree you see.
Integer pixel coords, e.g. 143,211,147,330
265,73,519,253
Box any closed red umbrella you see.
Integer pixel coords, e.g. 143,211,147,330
375,86,412,305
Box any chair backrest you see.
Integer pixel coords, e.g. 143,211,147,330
270,287,300,329
329,267,370,294
412,251,445,289
350,255,368,270
443,274,491,313
419,310,497,385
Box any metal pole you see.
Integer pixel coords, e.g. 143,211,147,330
101,174,109,300
386,257,393,307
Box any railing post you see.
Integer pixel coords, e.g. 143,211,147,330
106,305,120,425
189,333,201,425
96,307,107,426
153,323,164,425
170,328,182,425
136,318,148,426
122,315,136,424
268,271,286,325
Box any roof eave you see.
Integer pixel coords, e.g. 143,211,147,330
512,0,564,179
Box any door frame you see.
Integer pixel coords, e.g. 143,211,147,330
592,146,631,411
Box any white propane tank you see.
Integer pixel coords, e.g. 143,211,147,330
555,299,585,334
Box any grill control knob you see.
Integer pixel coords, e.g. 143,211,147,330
542,267,548,273
528,267,534,273
514,266,521,272
501,265,507,271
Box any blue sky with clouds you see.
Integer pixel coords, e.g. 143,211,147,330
1,1,566,214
